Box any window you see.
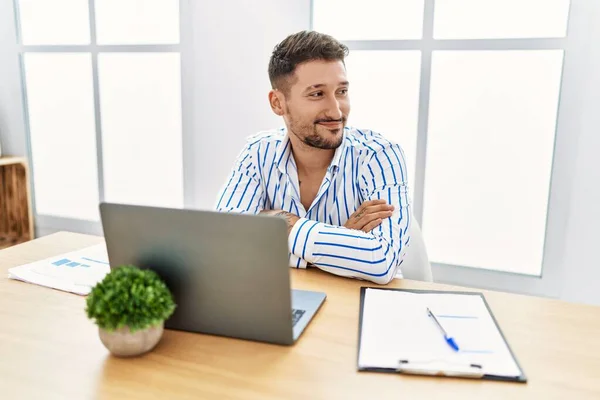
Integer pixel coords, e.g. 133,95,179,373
16,0,183,224
313,0,424,40
18,0,91,45
98,53,183,208
344,50,421,199
314,0,570,280
424,50,563,275
433,0,569,39
23,53,99,220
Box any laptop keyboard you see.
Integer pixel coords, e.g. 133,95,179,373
292,308,306,326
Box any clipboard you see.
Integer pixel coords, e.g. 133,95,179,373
357,287,527,382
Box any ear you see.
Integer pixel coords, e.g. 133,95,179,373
268,90,285,116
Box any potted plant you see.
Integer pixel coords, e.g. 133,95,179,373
85,265,176,357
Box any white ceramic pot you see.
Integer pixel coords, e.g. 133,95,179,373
98,322,164,357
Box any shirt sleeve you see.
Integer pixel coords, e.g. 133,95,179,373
287,141,411,284
215,145,265,214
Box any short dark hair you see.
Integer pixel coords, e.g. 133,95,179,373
268,30,349,95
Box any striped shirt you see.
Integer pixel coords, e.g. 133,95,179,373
215,126,411,284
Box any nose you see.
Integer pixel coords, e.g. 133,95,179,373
325,96,343,121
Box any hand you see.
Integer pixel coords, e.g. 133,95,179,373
260,210,300,236
344,200,394,233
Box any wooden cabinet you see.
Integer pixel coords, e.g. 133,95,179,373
0,157,34,249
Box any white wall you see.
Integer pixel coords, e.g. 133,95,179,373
188,0,311,209
0,0,27,156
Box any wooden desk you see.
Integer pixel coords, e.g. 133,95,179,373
1,232,599,400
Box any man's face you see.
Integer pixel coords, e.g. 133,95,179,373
279,60,350,150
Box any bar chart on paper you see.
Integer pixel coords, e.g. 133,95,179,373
51,254,109,269
8,244,110,294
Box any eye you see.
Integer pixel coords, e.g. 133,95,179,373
309,91,323,98
338,88,349,96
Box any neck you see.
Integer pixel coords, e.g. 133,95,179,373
288,134,334,175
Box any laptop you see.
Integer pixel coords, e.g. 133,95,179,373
99,202,326,345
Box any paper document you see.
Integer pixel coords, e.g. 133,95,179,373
358,288,522,378
8,244,110,295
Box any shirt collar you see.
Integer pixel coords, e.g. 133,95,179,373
329,132,347,172
275,134,293,174
275,129,347,175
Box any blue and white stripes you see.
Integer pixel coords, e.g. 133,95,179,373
216,126,411,284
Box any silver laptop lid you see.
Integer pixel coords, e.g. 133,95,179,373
99,202,295,344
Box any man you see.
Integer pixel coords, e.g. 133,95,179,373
216,31,411,284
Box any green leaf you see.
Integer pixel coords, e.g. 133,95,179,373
85,265,177,333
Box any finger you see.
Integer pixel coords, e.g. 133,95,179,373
352,200,390,219
362,199,387,208
362,218,382,232
365,204,395,214
358,210,393,227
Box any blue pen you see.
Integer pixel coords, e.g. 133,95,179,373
427,307,460,352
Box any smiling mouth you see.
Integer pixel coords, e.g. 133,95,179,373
317,121,343,129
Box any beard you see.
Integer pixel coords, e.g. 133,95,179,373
288,115,347,150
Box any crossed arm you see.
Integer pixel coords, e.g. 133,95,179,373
263,200,395,233
265,197,409,284
217,144,411,284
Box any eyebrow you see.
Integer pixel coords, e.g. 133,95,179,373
303,81,350,93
